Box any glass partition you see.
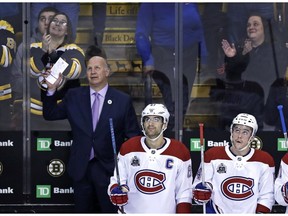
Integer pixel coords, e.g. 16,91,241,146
0,2,286,213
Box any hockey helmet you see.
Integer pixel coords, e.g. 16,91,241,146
230,113,258,136
141,104,170,125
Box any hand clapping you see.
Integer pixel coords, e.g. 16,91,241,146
221,39,236,57
242,39,252,55
42,32,51,53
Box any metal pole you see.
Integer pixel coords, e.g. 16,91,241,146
175,3,183,141
22,2,31,199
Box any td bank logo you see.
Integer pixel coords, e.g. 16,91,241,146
37,138,52,151
190,138,205,151
36,185,51,198
278,138,288,151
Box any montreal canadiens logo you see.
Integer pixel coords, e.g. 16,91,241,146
221,176,254,200
135,169,166,194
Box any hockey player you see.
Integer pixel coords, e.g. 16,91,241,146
192,113,275,213
107,103,193,213
274,152,288,213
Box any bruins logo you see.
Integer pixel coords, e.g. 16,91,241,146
47,159,65,177
249,136,262,150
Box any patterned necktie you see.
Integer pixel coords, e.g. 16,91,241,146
90,92,100,160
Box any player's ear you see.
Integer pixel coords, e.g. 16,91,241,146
162,123,167,131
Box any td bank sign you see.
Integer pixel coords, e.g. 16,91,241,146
278,138,288,151
36,185,74,198
190,138,205,151
190,138,231,151
36,185,51,198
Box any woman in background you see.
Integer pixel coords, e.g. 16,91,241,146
29,12,85,130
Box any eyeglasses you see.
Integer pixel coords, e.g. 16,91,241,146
143,116,162,123
51,19,67,26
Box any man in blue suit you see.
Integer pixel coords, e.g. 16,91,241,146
42,45,141,213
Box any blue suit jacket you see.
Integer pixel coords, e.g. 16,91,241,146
42,86,141,181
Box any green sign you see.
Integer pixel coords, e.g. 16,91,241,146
190,138,205,151
278,138,288,151
37,138,52,151
36,185,51,198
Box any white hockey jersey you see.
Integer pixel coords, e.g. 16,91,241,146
193,145,275,213
108,136,193,213
275,152,288,213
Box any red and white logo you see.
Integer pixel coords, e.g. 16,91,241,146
135,169,166,194
221,176,254,200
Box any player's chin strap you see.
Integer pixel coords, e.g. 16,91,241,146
142,124,167,142
230,135,254,152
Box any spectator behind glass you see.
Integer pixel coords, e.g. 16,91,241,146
41,45,141,213
28,12,85,130
225,3,274,44
31,3,79,41
0,20,16,130
108,104,193,213
221,13,287,104
135,3,207,132
11,7,59,130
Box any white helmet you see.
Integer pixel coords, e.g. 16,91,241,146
230,113,258,136
141,103,170,125
141,104,170,141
